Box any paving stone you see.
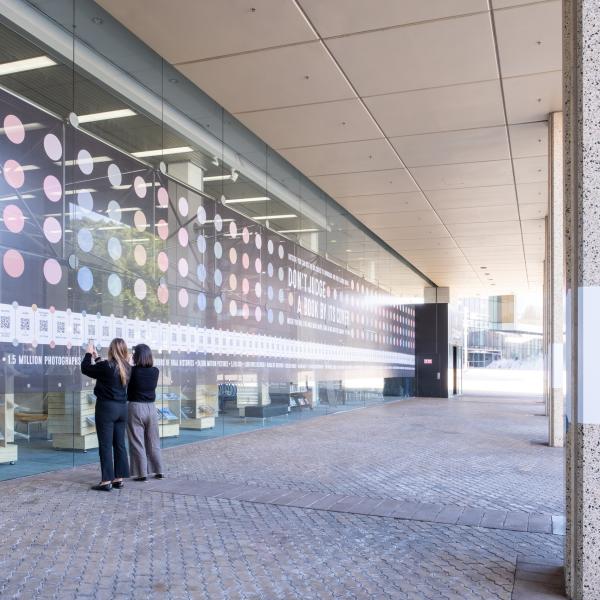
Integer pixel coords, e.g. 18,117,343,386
411,502,444,522
480,509,508,529
504,511,530,532
457,507,485,527
528,513,554,534
434,504,464,525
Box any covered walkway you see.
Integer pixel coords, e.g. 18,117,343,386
0,393,564,599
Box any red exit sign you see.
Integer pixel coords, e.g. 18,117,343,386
423,358,433,365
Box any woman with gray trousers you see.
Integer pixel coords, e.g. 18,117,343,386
127,344,164,481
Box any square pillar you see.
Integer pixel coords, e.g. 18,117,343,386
564,1,600,597
548,112,564,448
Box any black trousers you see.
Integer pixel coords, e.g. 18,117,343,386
95,401,129,482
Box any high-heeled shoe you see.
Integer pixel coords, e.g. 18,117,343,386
111,480,124,489
91,482,112,492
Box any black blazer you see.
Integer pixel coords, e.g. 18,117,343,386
128,366,159,403
81,353,129,404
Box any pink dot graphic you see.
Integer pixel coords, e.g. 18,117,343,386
157,187,168,207
157,251,169,272
43,175,62,202
178,228,189,247
43,259,62,285
242,253,249,269
134,244,147,266
178,288,189,308
242,227,250,244
255,306,262,322
157,284,168,304
3,159,24,189
3,249,24,278
43,133,62,161
3,204,24,233
242,278,249,295
157,219,168,241
134,176,147,198
4,114,25,144
242,304,249,320
43,217,62,244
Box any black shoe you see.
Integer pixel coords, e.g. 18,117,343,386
91,483,112,492
112,480,124,489
154,473,165,479
133,476,147,482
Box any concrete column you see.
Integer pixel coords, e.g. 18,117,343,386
564,1,600,597
548,112,564,448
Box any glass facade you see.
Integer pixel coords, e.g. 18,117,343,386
0,1,430,479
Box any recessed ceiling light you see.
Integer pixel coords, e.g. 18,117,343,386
224,197,270,204
132,146,193,158
0,56,56,76
78,109,136,123
254,214,297,220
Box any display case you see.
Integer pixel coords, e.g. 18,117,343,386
180,384,217,430
156,387,182,438
48,391,98,451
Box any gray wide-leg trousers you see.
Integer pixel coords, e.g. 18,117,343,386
127,402,163,477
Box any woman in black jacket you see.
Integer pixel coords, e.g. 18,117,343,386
81,338,131,491
127,344,164,481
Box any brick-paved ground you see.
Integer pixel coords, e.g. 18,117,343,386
0,393,565,599
165,394,564,514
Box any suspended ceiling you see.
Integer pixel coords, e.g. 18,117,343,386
96,0,561,297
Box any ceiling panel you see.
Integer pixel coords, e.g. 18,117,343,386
365,80,505,137
446,220,521,237
521,219,545,233
513,155,548,183
299,0,487,37
390,237,457,251
519,203,547,219
279,138,401,176
327,13,498,96
509,122,548,157
494,1,562,78
391,126,510,167
312,169,417,197
177,42,354,114
412,160,513,190
517,181,548,204
337,192,430,214
425,185,516,210
454,234,524,247
236,99,381,149
503,71,562,124
376,224,450,240
96,0,316,62
437,204,519,223
359,210,442,229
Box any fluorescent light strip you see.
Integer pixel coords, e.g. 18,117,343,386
64,188,96,195
0,122,43,136
254,214,297,220
57,156,111,167
1,194,35,202
203,175,231,182
77,109,136,123
112,182,160,190
277,228,320,234
132,146,193,158
224,196,270,204
0,56,56,76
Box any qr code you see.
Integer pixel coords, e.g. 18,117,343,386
73,322,81,335
57,321,65,334
128,328,134,338
40,319,49,333
102,325,109,337
115,327,122,337
20,318,31,331
0,316,10,329
87,324,95,336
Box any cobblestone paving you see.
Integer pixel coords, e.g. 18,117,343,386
165,394,564,514
0,394,565,599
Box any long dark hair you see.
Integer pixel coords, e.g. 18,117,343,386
108,338,130,386
133,343,153,368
